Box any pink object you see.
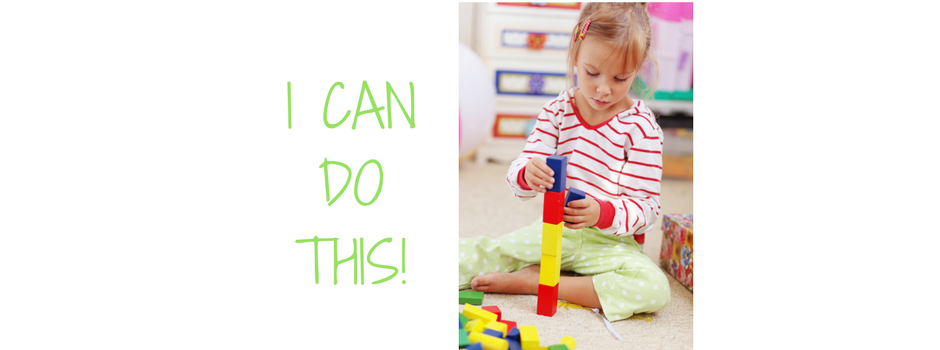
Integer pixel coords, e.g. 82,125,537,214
647,2,688,22
681,2,693,20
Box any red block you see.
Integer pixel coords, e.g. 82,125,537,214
537,283,559,317
543,190,565,224
481,305,502,322
499,319,517,333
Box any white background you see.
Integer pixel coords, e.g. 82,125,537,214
1,1,456,348
4,1,940,349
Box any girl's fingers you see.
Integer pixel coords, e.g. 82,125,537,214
567,199,589,209
564,207,582,216
528,174,550,190
564,221,586,230
563,214,585,224
530,168,554,188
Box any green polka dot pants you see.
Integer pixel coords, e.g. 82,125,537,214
458,219,671,322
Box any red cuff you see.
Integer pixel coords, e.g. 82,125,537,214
595,199,615,229
517,166,531,191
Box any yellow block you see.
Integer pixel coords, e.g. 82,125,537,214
560,336,576,350
538,253,562,286
541,222,563,256
464,319,485,334
518,325,540,350
468,331,509,350
463,303,498,325
484,321,508,338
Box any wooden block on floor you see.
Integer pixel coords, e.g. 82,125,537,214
484,320,508,337
469,331,510,350
459,329,470,348
537,283,559,317
518,325,541,350
481,305,502,322
460,290,485,305
463,303,498,325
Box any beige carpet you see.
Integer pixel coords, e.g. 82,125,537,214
459,160,693,350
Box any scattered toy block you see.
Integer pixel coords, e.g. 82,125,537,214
540,222,563,257
465,342,484,350
506,327,521,342
499,319,517,334
507,338,522,350
564,187,585,207
518,325,540,350
559,336,576,350
484,320,508,337
548,345,569,350
536,283,559,317
542,190,565,224
481,305,502,321
463,303,498,325
469,331,510,350
460,291,485,305
460,313,470,328
464,319,486,334
545,155,567,193
538,253,562,286
483,328,504,339
459,329,471,348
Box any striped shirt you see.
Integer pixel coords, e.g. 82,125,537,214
506,89,664,237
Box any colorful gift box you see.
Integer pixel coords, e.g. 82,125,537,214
659,214,693,292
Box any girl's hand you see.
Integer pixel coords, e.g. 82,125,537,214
564,197,600,229
524,157,555,193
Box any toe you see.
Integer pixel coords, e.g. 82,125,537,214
471,275,488,291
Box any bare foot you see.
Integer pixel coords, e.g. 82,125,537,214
470,264,540,294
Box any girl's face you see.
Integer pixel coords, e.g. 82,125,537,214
575,38,637,115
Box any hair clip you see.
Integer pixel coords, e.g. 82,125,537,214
578,18,592,41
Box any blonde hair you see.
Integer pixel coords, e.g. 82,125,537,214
566,2,658,100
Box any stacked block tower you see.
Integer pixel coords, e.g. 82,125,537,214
538,156,565,316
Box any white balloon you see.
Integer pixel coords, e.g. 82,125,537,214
458,43,496,161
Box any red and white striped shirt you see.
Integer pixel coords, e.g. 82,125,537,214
506,89,664,237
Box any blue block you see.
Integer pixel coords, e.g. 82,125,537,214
545,155,567,193
507,338,522,350
565,187,586,207
483,328,504,339
507,328,521,342
465,342,484,350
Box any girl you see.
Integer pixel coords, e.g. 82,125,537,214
458,3,670,322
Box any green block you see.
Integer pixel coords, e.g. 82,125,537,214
548,345,570,350
459,291,484,305
459,313,469,328
459,329,470,348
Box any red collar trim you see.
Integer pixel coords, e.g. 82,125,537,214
568,91,635,130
